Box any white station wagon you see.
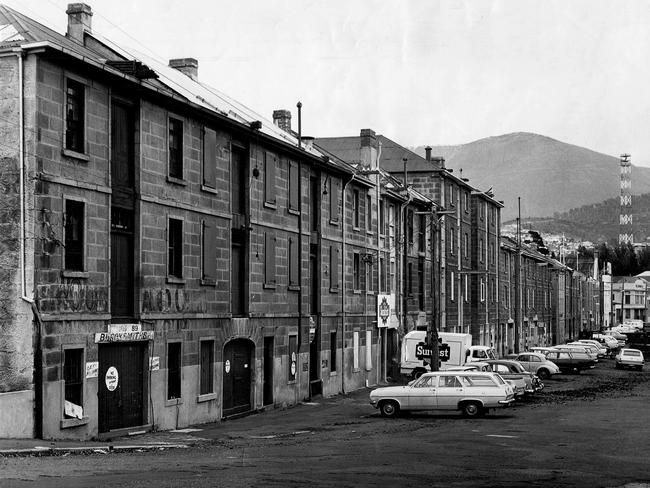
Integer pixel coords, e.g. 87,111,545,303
369,371,515,418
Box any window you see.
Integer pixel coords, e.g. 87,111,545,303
202,221,216,283
379,257,386,292
365,330,372,370
390,260,396,293
265,232,276,286
464,191,469,212
65,78,85,153
365,260,372,292
289,160,299,211
329,178,339,223
264,151,277,205
408,262,413,297
330,331,337,372
480,238,485,263
352,189,360,228
168,218,183,278
418,258,424,309
464,275,469,302
168,117,183,179
463,233,468,258
480,201,485,220
353,252,361,291
449,227,455,254
167,342,182,400
407,209,414,245
65,200,84,271
289,235,299,288
450,271,455,301
353,331,359,370
288,335,297,381
366,194,372,231
418,214,426,251
203,127,217,189
388,204,395,240
199,340,214,395
63,348,84,418
379,200,385,236
448,184,455,206
329,246,339,291
480,279,486,302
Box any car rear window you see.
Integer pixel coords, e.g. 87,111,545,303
461,375,498,387
624,350,641,357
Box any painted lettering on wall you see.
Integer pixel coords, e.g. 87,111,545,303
141,288,206,313
37,279,108,313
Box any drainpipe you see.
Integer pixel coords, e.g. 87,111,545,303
341,173,356,394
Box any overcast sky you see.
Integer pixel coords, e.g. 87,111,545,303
11,0,650,166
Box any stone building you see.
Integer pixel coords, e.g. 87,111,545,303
0,3,381,439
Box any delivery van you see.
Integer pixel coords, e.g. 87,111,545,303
400,330,497,379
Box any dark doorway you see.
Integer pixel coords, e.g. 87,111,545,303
263,336,274,406
98,342,146,433
309,318,322,397
222,339,253,417
111,208,134,319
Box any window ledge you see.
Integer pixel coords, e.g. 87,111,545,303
62,149,89,162
165,398,183,407
288,208,300,216
264,201,277,210
288,285,301,292
329,288,339,294
61,416,90,429
352,226,360,232
61,270,89,279
329,219,340,226
166,276,186,285
366,231,374,236
200,185,218,195
166,176,187,186
201,278,216,287
353,368,361,373
197,393,218,403
353,289,361,295
287,380,297,385
329,371,338,377
263,283,277,290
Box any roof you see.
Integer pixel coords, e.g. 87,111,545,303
0,4,342,167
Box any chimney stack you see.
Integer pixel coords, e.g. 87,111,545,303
66,3,92,44
425,146,432,161
273,109,292,132
360,128,378,168
433,156,445,170
169,58,199,81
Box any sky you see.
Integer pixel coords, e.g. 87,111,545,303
9,0,650,166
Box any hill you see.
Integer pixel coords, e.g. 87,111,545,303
413,133,650,221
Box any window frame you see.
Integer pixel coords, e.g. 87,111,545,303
168,217,184,281
61,344,88,428
198,338,216,400
168,116,184,180
64,198,86,273
166,340,182,403
64,77,87,157
201,220,217,285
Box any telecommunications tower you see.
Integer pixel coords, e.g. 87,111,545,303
619,153,633,244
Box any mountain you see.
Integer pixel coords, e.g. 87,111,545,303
412,133,650,221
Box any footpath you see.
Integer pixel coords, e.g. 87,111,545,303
0,387,373,457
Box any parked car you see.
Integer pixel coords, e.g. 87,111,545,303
554,344,598,362
545,350,596,373
603,330,628,347
505,352,560,379
529,347,556,357
447,362,494,373
615,348,645,371
485,360,544,395
592,334,620,350
574,340,608,358
369,371,515,418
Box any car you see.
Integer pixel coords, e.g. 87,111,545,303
529,347,556,357
545,349,596,373
369,371,515,418
485,359,544,395
603,330,628,347
505,352,560,379
574,340,608,358
554,344,598,362
592,334,619,350
615,348,645,371
447,362,494,373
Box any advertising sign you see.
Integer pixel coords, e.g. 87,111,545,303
377,294,398,329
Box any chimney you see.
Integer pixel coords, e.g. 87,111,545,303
169,58,199,81
360,128,378,168
302,136,314,150
66,3,92,43
433,156,446,170
425,146,432,161
273,109,292,132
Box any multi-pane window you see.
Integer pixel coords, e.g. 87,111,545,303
167,342,182,400
418,214,426,251
168,117,183,179
65,200,84,271
289,160,299,211
264,151,277,205
63,348,84,417
168,218,183,278
65,79,84,153
366,194,372,231
264,232,276,286
353,252,361,290
199,340,214,395
352,189,360,228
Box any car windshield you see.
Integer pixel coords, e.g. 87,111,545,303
412,376,436,388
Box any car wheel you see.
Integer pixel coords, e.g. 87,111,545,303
537,368,550,380
461,401,483,418
379,400,400,418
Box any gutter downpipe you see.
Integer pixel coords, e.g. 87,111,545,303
341,173,356,394
399,192,412,340
375,143,382,386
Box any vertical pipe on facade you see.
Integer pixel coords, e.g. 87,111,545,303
374,143,381,385
17,50,30,303
341,174,355,394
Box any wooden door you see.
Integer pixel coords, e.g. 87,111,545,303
222,339,253,417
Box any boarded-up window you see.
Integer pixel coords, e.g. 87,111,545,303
265,151,277,205
289,160,299,211
289,235,299,287
203,127,217,188
353,252,360,290
330,331,337,372
288,334,297,382
330,245,339,291
202,221,217,282
169,117,183,179
200,340,214,395
265,232,276,285
167,342,181,400
329,179,339,222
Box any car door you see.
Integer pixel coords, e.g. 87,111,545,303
517,354,533,372
407,375,438,410
436,375,464,410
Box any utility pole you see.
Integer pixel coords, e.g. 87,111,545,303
514,197,521,353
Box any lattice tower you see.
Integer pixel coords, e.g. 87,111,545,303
619,153,633,244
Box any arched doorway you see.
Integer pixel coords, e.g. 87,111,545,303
222,339,254,417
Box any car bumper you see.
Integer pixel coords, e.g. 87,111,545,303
498,397,516,406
